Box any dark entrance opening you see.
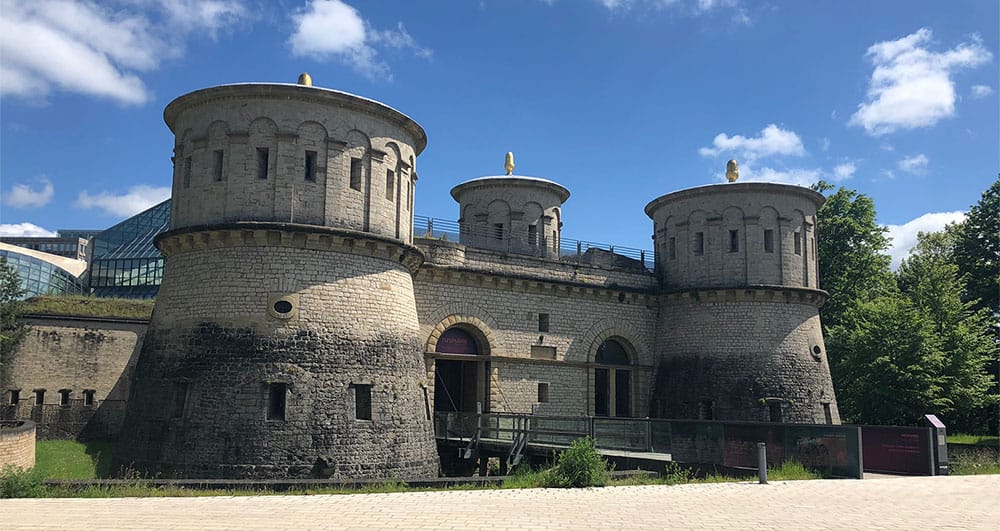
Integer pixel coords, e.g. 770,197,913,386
433,327,487,413
595,338,632,417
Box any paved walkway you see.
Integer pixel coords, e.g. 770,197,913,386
3,475,998,530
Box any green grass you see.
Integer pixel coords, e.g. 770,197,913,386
34,440,115,479
948,434,1000,447
23,295,154,320
950,449,1000,475
767,460,822,480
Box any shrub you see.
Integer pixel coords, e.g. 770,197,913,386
0,466,46,498
542,437,610,488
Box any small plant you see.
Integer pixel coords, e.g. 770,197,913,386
661,462,695,485
1,466,46,498
541,437,610,488
768,460,821,481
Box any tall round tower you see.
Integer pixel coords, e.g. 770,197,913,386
114,78,439,478
646,181,840,424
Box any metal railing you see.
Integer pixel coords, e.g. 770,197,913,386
414,215,655,272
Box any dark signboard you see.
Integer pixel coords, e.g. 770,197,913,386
436,328,479,354
861,426,933,475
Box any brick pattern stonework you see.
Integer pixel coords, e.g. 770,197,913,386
0,420,36,471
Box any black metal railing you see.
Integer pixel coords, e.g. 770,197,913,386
414,215,654,272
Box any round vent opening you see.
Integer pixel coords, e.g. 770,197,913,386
273,300,293,314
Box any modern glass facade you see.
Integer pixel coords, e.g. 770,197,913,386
87,199,170,299
0,250,85,298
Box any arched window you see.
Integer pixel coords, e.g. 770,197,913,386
594,339,632,417
434,327,483,413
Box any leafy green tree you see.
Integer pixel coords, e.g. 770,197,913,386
953,175,1000,316
812,181,894,331
0,257,27,370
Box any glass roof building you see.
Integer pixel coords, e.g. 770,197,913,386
0,243,86,298
87,199,171,299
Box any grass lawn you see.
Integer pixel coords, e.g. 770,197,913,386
947,434,1000,447
34,440,115,479
23,295,154,320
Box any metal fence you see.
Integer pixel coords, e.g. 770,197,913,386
414,215,655,272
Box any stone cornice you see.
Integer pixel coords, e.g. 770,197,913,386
657,285,828,307
155,222,425,273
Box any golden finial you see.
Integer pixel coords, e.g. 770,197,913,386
726,159,739,182
504,152,515,175
297,72,312,86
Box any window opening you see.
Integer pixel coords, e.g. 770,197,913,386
698,400,714,420
59,389,71,406
256,148,269,179
538,313,550,332
350,157,363,191
385,169,394,200
823,403,833,424
694,232,705,255
267,382,286,421
34,389,44,405
769,401,783,423
528,224,538,246
183,156,192,188
354,384,372,420
493,223,504,240
729,230,739,252
8,389,19,406
794,231,802,255
305,150,317,182
537,382,550,403
213,150,224,181
668,237,676,260
83,390,95,406
595,339,631,417
764,229,774,253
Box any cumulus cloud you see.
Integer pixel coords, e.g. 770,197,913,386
0,223,58,237
886,211,966,269
898,154,929,174
850,28,992,136
832,163,856,182
3,179,54,208
288,0,431,80
699,124,806,161
0,0,247,105
76,185,170,217
970,85,993,98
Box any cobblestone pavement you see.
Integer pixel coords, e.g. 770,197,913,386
3,475,998,530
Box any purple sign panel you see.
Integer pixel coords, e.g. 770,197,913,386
861,426,933,475
436,327,479,354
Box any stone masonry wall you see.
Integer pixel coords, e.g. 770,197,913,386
0,421,36,471
1,316,144,440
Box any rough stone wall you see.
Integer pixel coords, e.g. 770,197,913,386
0,421,36,471
115,240,438,479
651,289,840,424
167,85,420,243
0,316,144,439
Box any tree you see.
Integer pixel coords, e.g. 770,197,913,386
0,257,27,370
953,175,1000,317
812,181,894,332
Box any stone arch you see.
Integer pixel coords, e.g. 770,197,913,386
425,311,499,356
578,317,649,365
345,129,371,150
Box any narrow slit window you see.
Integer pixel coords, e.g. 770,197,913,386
8,389,19,406
386,169,395,201
764,229,774,253
698,400,714,420
694,232,705,255
267,382,286,421
213,150,224,181
552,231,558,252
823,403,833,424
59,389,71,406
256,148,269,180
537,382,550,403
83,390,95,407
354,384,372,420
304,150,317,182
729,230,739,252
407,180,413,210
493,223,504,240
794,231,802,255
183,156,192,188
350,157,362,191
538,313,550,332
172,382,188,419
34,389,44,405
528,224,538,246
668,237,676,260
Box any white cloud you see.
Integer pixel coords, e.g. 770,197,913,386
970,84,993,98
288,0,431,80
832,163,856,182
886,211,966,269
850,28,992,136
819,137,831,152
76,185,170,217
0,0,247,105
0,223,58,237
3,179,54,208
699,124,806,161
898,153,928,174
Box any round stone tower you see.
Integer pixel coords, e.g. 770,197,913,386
646,182,840,424
115,78,439,478
450,176,569,257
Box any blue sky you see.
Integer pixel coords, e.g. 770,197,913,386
1,0,997,268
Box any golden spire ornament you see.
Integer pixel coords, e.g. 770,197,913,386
726,159,739,182
504,152,515,175
297,72,312,86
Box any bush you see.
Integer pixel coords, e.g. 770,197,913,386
542,437,610,488
0,466,46,498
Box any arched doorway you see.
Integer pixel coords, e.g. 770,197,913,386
594,338,632,417
433,327,488,413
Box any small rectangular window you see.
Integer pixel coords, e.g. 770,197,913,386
59,389,71,406
407,180,413,210
538,313,550,332
823,403,833,424
172,382,188,419
537,382,550,403
350,157,363,191
668,237,676,260
530,345,556,359
304,150,317,182
729,230,739,252
267,382,286,421
83,390,95,407
764,229,774,253
493,223,504,240
694,232,705,255
385,169,395,201
183,156,192,188
698,400,714,420
8,389,20,406
552,231,558,252
794,231,802,255
256,147,269,179
769,402,783,423
354,384,372,420
34,389,44,405
527,224,538,246
213,150,224,181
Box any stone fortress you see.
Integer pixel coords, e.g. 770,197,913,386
5,75,841,479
